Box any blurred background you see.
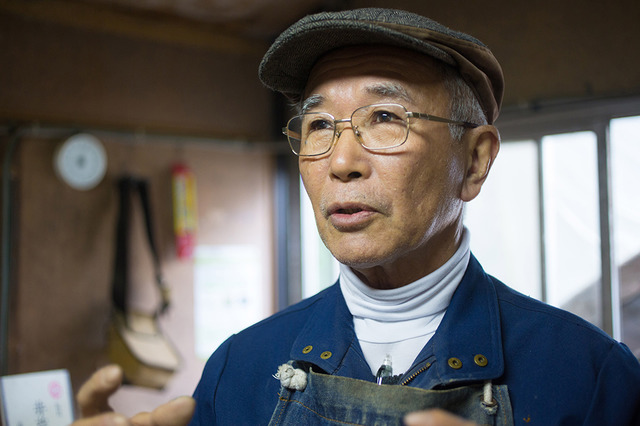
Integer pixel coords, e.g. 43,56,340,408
1,0,639,416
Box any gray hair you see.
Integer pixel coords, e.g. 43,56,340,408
440,63,488,141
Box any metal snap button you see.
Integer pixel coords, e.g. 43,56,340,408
474,354,488,367
447,357,462,369
320,351,332,359
302,345,313,354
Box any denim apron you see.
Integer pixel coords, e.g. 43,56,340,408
269,369,513,426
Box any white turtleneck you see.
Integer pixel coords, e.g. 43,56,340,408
339,229,470,376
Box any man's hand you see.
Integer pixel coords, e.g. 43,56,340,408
404,409,477,426
72,365,195,426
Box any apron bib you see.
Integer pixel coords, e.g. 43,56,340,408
269,370,513,426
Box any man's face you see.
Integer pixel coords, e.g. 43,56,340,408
300,46,468,288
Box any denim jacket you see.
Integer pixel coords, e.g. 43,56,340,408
190,255,640,425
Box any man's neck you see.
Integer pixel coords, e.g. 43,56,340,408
350,222,465,289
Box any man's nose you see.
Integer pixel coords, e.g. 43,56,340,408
328,121,370,181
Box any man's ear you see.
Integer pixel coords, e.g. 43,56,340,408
461,125,500,202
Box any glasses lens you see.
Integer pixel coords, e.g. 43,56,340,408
287,113,335,156
352,104,409,149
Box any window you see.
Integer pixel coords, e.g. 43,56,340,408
464,141,541,299
542,131,601,324
465,98,640,356
611,116,640,358
300,179,339,298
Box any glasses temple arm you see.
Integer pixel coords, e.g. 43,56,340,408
409,112,479,128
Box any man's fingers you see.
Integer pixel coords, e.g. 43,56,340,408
71,412,129,426
76,365,124,417
404,409,477,426
151,396,195,426
75,366,193,426
130,396,195,426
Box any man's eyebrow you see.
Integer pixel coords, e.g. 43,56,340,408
300,83,412,113
365,83,413,104
300,94,324,114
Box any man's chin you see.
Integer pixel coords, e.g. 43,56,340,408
331,249,386,271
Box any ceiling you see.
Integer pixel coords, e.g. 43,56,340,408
79,0,345,40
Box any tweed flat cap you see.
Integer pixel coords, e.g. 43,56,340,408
259,8,504,123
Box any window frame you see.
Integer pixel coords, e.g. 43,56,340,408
495,95,640,339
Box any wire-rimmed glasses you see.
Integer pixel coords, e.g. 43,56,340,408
282,103,479,157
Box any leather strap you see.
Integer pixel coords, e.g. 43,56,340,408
112,176,169,320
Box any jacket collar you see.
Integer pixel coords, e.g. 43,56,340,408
289,254,505,385
427,254,505,385
289,283,360,374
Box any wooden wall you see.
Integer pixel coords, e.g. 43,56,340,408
0,6,272,138
9,131,274,414
0,4,279,414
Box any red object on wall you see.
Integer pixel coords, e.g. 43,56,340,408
172,164,198,259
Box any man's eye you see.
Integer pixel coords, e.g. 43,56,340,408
307,119,333,132
371,110,401,123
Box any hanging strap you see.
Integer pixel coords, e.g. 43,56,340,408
112,176,170,319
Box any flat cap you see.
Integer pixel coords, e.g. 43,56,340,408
259,8,504,123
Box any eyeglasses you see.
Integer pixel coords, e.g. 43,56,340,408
283,103,479,157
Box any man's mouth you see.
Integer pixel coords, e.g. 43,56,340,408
326,202,378,230
327,202,373,216
335,207,364,215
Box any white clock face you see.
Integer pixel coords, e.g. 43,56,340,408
54,134,108,190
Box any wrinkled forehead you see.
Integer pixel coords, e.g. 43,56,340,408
303,45,449,110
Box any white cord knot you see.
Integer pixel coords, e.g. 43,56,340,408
483,380,493,405
273,363,307,391
481,380,498,415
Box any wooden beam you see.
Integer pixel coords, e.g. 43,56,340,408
0,0,267,55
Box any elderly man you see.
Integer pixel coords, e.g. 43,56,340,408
73,8,640,426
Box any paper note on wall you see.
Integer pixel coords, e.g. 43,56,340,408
194,245,265,360
0,369,74,426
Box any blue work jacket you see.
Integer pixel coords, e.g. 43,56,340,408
190,255,640,425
